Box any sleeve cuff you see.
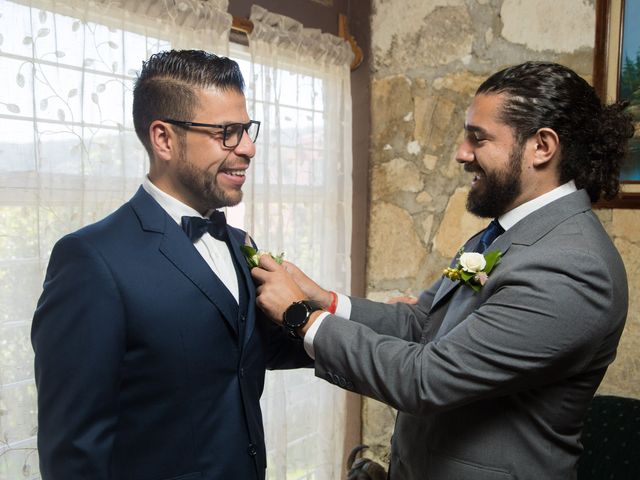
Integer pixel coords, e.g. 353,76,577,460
334,293,351,319
303,294,351,359
303,311,330,359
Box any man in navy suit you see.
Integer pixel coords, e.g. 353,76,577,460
32,49,312,480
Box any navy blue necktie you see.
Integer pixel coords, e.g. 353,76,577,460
476,219,504,253
181,211,228,242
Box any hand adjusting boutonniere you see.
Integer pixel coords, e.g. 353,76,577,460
443,249,502,292
241,233,284,268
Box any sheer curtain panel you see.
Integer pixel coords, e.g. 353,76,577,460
0,0,231,477
0,0,354,478
241,5,354,479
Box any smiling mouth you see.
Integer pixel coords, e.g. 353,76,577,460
218,163,249,176
223,169,246,177
470,170,484,187
465,165,483,187
217,167,248,187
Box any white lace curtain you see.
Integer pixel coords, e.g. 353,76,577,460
240,5,354,479
0,0,353,478
0,0,229,477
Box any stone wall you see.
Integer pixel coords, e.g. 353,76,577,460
364,0,640,468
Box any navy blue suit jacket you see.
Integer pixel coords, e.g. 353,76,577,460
32,187,312,480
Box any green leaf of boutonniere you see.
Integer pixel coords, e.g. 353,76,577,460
483,250,501,272
241,245,284,268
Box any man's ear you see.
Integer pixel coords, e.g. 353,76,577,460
531,127,559,167
149,120,176,162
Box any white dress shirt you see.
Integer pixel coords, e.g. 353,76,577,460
303,180,578,358
142,177,239,303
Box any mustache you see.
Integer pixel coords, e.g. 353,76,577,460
464,163,482,174
220,158,251,170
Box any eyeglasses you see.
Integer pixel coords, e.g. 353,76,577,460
162,118,261,148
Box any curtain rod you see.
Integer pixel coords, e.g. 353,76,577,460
231,15,254,35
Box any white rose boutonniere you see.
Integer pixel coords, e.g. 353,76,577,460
241,233,284,268
443,248,502,292
458,252,486,273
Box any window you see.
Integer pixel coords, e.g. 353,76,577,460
0,2,352,478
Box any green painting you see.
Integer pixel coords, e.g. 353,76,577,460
620,0,640,181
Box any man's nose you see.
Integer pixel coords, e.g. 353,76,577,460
235,129,256,158
455,140,474,164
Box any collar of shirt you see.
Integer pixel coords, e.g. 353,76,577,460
142,176,217,225
498,180,577,231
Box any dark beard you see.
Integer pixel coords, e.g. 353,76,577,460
176,146,243,211
466,144,523,218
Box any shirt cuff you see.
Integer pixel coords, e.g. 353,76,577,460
334,293,351,319
303,311,330,359
303,293,351,359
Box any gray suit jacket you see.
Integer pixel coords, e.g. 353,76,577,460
314,190,628,480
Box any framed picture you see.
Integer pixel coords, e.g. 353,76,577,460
593,0,640,208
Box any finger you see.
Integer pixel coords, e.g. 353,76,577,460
281,259,301,273
258,253,281,271
251,266,268,284
281,260,295,273
387,295,418,305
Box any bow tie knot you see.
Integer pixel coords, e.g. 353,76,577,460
181,211,228,242
476,219,504,253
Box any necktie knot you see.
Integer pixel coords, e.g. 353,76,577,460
181,211,228,242
476,219,504,253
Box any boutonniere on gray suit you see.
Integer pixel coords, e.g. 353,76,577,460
443,249,502,292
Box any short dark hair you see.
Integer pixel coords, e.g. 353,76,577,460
476,61,634,202
132,49,245,156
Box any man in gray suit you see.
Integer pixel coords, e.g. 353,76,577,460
252,62,634,479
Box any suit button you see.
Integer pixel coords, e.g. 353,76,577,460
239,368,244,378
247,444,257,456
240,314,246,322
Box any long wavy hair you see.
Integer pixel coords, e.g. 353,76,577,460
477,61,635,201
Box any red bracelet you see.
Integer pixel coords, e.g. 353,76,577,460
328,291,337,314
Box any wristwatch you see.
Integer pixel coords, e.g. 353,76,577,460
283,300,323,338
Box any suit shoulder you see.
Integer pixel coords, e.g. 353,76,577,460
52,202,138,256
69,202,135,238
550,210,620,260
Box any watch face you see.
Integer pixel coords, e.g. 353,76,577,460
284,301,310,329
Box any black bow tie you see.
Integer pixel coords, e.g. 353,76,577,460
181,211,228,242
476,219,504,253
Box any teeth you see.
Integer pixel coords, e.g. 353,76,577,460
226,170,245,176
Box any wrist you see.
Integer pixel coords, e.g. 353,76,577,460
297,310,323,337
318,289,334,310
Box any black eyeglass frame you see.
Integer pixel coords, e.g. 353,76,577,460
162,118,260,148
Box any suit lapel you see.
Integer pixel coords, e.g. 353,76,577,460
431,277,460,310
432,237,513,338
430,232,513,312
129,187,240,336
226,228,256,347
430,231,483,310
159,227,239,335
